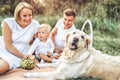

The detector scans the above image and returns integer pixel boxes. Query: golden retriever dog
[24,29,120,80]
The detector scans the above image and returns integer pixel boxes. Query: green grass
[93,31,120,56]
[34,15,61,27]
[0,27,2,35]
[65,77,101,80]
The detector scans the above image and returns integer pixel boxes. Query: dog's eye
[73,32,76,34]
[81,35,84,40]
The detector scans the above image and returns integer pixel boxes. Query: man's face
[63,14,75,29]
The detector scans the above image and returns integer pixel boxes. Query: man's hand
[54,47,62,54]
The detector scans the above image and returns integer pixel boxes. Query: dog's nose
[73,37,79,42]
[72,42,76,46]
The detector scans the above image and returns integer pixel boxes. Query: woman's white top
[27,38,54,59]
[54,18,76,50]
[0,18,39,69]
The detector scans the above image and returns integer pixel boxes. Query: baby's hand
[52,54,61,59]
[47,52,52,57]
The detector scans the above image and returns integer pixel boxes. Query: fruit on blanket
[20,59,35,70]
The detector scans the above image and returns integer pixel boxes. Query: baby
[27,24,58,63]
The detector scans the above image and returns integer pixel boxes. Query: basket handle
[81,19,93,46]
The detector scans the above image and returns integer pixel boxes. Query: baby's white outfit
[27,38,57,63]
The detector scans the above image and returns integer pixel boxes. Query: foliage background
[0,0,119,35]
[0,0,120,79]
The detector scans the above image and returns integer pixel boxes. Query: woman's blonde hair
[14,2,34,20]
[38,24,51,33]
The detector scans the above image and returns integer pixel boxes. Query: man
[49,8,76,54]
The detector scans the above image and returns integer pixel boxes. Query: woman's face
[19,8,33,27]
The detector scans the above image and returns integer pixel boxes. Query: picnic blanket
[0,67,55,80]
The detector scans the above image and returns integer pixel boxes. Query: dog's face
[66,29,91,51]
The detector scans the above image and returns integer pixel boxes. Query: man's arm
[49,27,62,54]
[49,27,57,48]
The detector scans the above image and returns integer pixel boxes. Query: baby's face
[38,27,49,42]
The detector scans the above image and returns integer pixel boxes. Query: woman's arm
[2,22,24,59]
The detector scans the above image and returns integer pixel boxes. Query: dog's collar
[76,51,90,63]
[61,51,91,64]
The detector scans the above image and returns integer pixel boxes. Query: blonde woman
[0,2,39,74]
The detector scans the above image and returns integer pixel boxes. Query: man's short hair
[63,9,76,17]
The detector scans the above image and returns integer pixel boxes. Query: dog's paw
[24,73,36,78]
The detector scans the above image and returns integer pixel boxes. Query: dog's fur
[24,29,120,80]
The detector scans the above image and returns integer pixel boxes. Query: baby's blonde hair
[38,24,51,33]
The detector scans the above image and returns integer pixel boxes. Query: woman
[0,2,39,74]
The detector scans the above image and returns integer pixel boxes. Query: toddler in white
[27,24,58,63]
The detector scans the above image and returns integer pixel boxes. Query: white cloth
[27,38,54,59]
[54,18,76,50]
[0,18,39,69]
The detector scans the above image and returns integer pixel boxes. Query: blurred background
[0,0,120,79]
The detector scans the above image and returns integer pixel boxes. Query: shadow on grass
[65,77,102,80]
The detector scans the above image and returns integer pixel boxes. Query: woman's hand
[23,55,35,60]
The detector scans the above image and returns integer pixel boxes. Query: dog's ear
[86,36,91,49]
[65,33,70,46]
